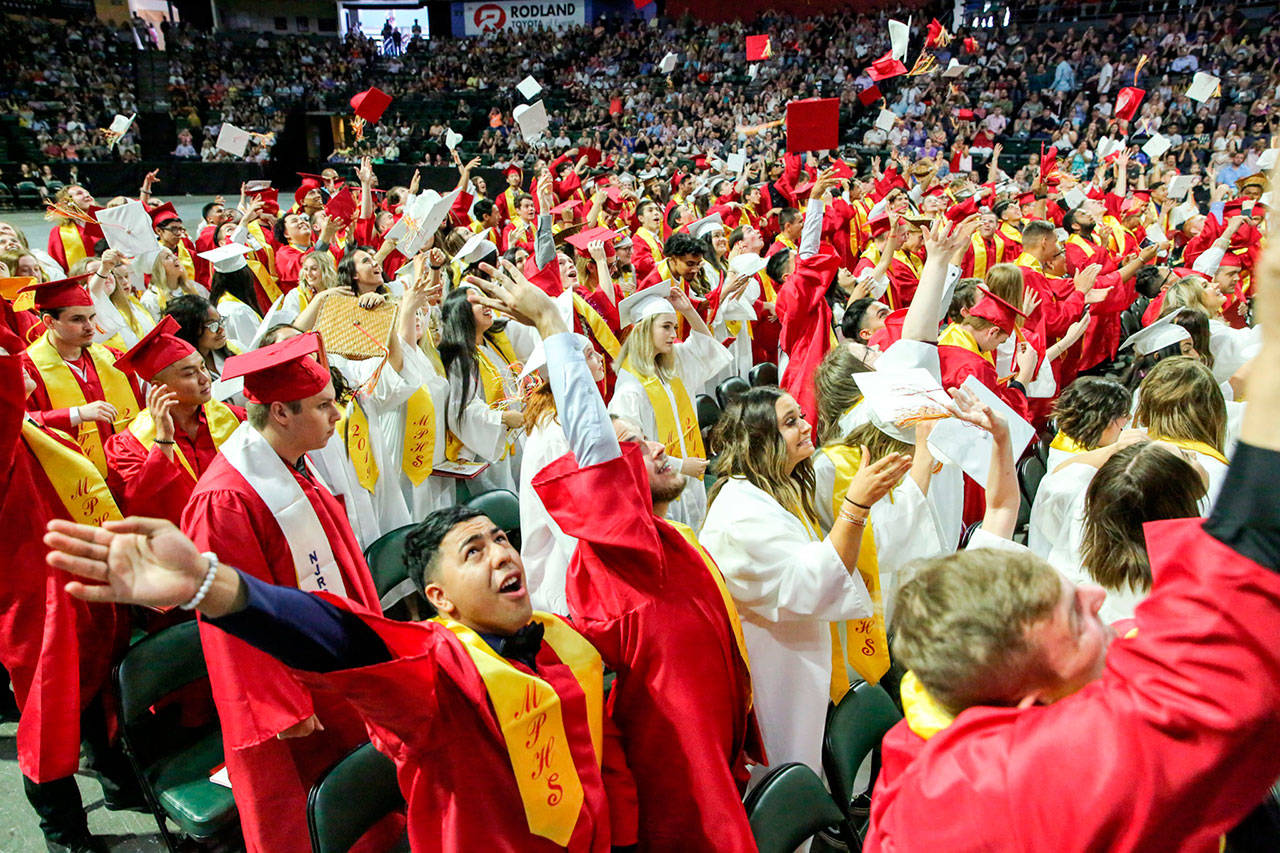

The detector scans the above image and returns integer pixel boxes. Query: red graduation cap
[350,87,392,124]
[565,226,620,258]
[925,19,949,49]
[1218,251,1246,268]
[19,274,94,311]
[324,185,357,223]
[1114,87,1145,123]
[220,331,330,405]
[858,85,882,107]
[830,159,854,180]
[946,195,981,221]
[1038,144,1061,186]
[113,316,196,380]
[968,286,1028,334]
[785,97,840,154]
[503,164,523,180]
[963,37,978,53]
[746,35,773,61]
[1018,191,1038,207]
[294,179,322,207]
[867,209,893,238]
[248,187,280,215]
[867,52,908,82]
[551,199,579,217]
[149,201,181,230]
[580,147,603,167]
[1122,191,1150,215]
[956,108,974,121]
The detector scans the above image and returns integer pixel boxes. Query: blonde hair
[300,251,340,295]
[150,247,196,298]
[813,346,874,446]
[708,386,818,523]
[984,263,1024,305]
[1134,356,1226,453]
[617,313,675,382]
[1161,279,1214,314]
[0,248,42,283]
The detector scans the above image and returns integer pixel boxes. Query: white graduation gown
[519,414,576,616]
[217,294,262,353]
[607,331,731,530]
[378,345,454,521]
[699,477,873,778]
[446,340,524,494]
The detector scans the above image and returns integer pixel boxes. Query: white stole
[219,422,348,596]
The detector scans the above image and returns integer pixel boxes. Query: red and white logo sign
[461,1,583,36]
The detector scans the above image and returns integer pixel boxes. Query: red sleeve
[0,354,24,472]
[602,712,639,846]
[1104,192,1125,220]
[1182,226,1217,269]
[354,215,379,249]
[103,433,192,524]
[777,154,802,208]
[449,191,474,227]
[632,242,657,283]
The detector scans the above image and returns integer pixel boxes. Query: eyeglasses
[204,317,226,333]
[162,225,187,233]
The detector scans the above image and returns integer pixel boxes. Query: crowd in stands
[3,2,1280,853]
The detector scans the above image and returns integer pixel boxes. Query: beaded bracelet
[181,552,221,611]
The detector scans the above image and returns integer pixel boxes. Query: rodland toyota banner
[460,1,586,35]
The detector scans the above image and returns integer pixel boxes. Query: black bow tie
[498,622,545,670]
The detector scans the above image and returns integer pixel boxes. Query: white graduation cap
[243,179,272,192]
[518,332,591,382]
[107,113,135,147]
[516,76,542,100]
[1186,71,1220,103]
[618,283,676,327]
[659,52,678,74]
[1061,188,1087,211]
[387,188,462,257]
[748,64,759,80]
[1169,200,1198,229]
[215,123,252,158]
[1120,307,1188,355]
[729,252,768,278]
[1096,137,1125,161]
[942,58,969,77]
[876,108,897,132]
[1166,174,1197,200]
[1142,133,1171,160]
[852,367,953,444]
[718,298,757,324]
[689,213,724,241]
[456,233,497,265]
[888,19,910,62]
[512,100,549,143]
[445,129,463,150]
[726,150,747,175]
[1258,149,1279,171]
[198,242,253,274]
[96,200,161,257]
[926,375,1036,489]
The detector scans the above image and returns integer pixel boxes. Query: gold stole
[779,234,798,253]
[571,293,621,359]
[1067,233,1100,261]
[938,323,994,365]
[175,240,197,281]
[1049,431,1089,455]
[246,254,282,307]
[1014,251,1042,273]
[127,400,240,481]
[28,334,139,474]
[1149,435,1229,465]
[619,360,705,466]
[999,222,1023,256]
[821,445,890,694]
[439,615,603,846]
[969,233,990,277]
[635,227,663,263]
[22,419,123,525]
[402,387,436,486]
[246,221,278,277]
[665,520,753,706]
[342,397,379,492]
[59,223,87,270]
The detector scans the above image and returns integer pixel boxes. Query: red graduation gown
[0,354,125,782]
[103,405,245,524]
[181,454,382,853]
[296,599,634,852]
[533,444,762,852]
[866,518,1280,852]
[777,253,839,433]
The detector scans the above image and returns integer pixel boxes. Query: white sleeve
[1192,244,1226,276]
[812,452,838,532]
[672,327,734,391]
[700,483,874,623]
[503,320,539,362]
[937,264,962,326]
[799,198,824,259]
[546,331,620,467]
[966,527,1035,554]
